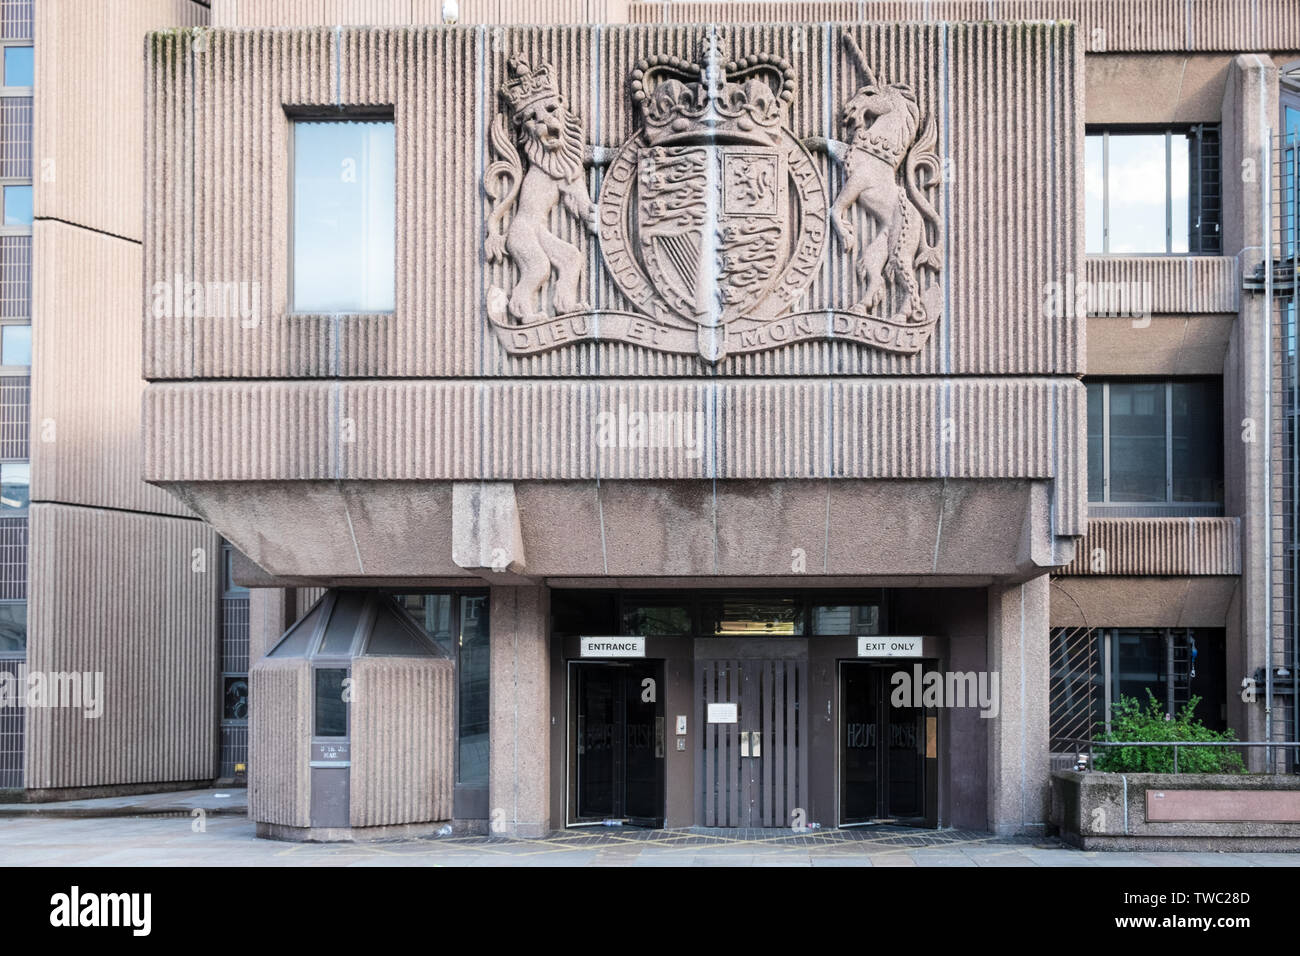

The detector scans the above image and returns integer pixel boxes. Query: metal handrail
[1059,738,1300,774]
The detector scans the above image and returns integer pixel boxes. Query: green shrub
[1092,691,1246,774]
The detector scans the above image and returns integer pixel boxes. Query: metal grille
[0,235,30,321]
[0,0,31,41]
[219,725,248,780]
[0,515,25,600]
[1190,124,1222,255]
[219,593,250,778]
[0,658,22,788]
[0,97,30,179]
[1049,626,1101,751]
[0,374,27,459]
[221,596,250,675]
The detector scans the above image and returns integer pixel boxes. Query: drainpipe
[1261,62,1274,773]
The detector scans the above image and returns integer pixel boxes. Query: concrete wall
[26,0,218,794]
[349,655,455,827]
[24,505,219,790]
[248,657,312,827]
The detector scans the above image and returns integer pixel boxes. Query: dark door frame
[565,659,666,827]
[836,659,940,828]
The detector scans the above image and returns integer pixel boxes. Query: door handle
[740,730,750,757]
[739,730,762,757]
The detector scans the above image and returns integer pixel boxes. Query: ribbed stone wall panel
[1059,516,1242,576]
[349,656,454,827]
[945,379,1052,478]
[248,657,311,827]
[24,505,220,789]
[213,0,628,24]
[190,28,334,379]
[1085,256,1239,315]
[144,381,336,481]
[639,0,1300,50]
[145,28,198,379]
[1055,374,1087,537]
[146,22,1082,379]
[36,0,207,241]
[831,380,938,477]
[148,376,1079,484]
[32,222,193,517]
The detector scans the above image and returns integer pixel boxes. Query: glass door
[569,661,665,826]
[840,662,935,827]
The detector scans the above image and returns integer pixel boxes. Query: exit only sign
[857,636,923,658]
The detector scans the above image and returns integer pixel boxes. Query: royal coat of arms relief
[483,34,944,364]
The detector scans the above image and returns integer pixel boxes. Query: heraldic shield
[599,37,826,362]
[636,145,789,331]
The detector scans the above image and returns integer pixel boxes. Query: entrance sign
[857,636,923,658]
[707,702,738,724]
[580,636,646,658]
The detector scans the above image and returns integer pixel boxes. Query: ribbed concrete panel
[32,221,192,517]
[145,22,1082,379]
[247,657,311,827]
[35,0,207,241]
[145,28,198,380]
[147,377,1079,483]
[24,505,220,789]
[1085,256,1239,316]
[1055,374,1087,538]
[349,656,454,827]
[947,22,1082,375]
[190,28,335,379]
[831,380,938,478]
[630,2,861,21]
[143,381,336,482]
[945,380,1051,478]
[1257,0,1300,49]
[213,0,630,25]
[637,0,1300,50]
[1059,516,1242,576]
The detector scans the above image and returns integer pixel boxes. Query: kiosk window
[314,668,348,737]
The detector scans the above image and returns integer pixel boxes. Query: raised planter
[1051,770,1300,852]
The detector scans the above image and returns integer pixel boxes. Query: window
[1086,127,1221,255]
[3,46,31,88]
[292,119,395,313]
[0,324,26,366]
[0,461,26,512]
[0,600,23,654]
[2,184,30,227]
[313,667,349,738]
[392,591,490,788]
[1049,627,1226,750]
[1087,379,1223,514]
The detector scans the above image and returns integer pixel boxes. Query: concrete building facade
[5,0,1299,843]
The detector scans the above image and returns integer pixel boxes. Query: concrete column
[249,587,294,663]
[489,585,550,837]
[1222,54,1278,757]
[986,575,1050,836]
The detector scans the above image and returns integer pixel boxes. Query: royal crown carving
[483,33,945,364]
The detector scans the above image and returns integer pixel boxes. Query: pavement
[2,789,1300,865]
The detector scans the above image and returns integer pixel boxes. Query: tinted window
[313,668,348,737]
[458,595,489,785]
